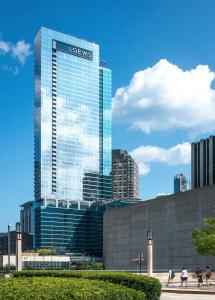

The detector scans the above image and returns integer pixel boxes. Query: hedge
[0,277,145,300]
[14,270,161,300]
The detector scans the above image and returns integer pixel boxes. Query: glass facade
[23,261,70,270]
[34,27,112,201]
[174,173,187,193]
[32,27,112,254]
[33,199,104,255]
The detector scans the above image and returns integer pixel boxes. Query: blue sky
[1,0,215,231]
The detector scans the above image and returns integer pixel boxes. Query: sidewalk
[162,281,215,294]
[137,272,215,294]
[150,273,215,294]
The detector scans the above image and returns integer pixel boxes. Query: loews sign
[53,40,93,61]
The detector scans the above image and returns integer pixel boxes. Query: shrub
[75,260,104,270]
[0,277,145,300]
[14,270,83,278]
[14,270,161,300]
[86,272,161,300]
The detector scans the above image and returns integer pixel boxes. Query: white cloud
[0,36,31,68]
[138,162,150,176]
[12,40,32,64]
[130,142,191,175]
[0,40,11,53]
[113,59,215,136]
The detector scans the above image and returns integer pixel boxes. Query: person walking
[166,269,175,286]
[195,266,203,287]
[205,266,212,286]
[180,267,188,287]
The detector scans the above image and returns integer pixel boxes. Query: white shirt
[181,269,188,278]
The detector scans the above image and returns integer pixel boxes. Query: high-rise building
[174,173,187,193]
[191,135,215,189]
[112,149,139,199]
[22,27,112,254]
[34,27,112,202]
[20,201,33,233]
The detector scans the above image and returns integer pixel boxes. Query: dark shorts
[181,277,188,281]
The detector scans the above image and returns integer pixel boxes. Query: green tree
[36,248,56,255]
[192,216,215,256]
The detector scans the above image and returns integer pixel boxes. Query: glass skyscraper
[174,173,188,193]
[23,27,112,254]
[35,27,112,202]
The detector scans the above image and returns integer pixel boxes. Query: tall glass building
[24,27,112,254]
[174,173,188,193]
[35,27,112,201]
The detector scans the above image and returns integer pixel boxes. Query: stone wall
[104,185,215,271]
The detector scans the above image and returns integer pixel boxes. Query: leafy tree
[36,248,56,255]
[192,216,215,256]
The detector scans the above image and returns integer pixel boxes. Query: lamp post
[147,230,153,276]
[16,222,22,272]
[8,223,11,273]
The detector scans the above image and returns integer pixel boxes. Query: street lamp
[147,230,153,241]
[8,223,11,273]
[16,222,22,272]
[147,230,153,276]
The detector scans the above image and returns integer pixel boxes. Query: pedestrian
[205,265,212,286]
[195,266,203,287]
[180,267,188,287]
[166,269,175,286]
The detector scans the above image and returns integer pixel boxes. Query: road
[161,293,214,300]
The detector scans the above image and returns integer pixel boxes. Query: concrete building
[191,135,215,189]
[112,149,139,199]
[104,185,215,271]
[174,173,188,193]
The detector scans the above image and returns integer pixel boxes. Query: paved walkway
[161,293,214,300]
[161,280,215,292]
[161,281,215,296]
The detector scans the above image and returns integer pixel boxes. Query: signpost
[132,252,144,275]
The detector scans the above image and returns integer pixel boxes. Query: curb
[162,288,215,295]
